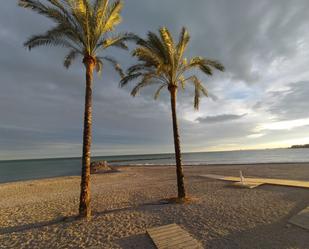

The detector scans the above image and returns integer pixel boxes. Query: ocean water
[0,148,309,184]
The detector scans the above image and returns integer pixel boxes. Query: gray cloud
[254,81,309,121]
[196,114,247,124]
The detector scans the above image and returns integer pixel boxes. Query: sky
[1,0,309,160]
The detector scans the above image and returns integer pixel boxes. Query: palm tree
[121,27,224,199]
[19,0,136,219]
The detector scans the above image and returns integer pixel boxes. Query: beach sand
[0,163,308,249]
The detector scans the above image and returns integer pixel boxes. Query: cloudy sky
[1,0,309,160]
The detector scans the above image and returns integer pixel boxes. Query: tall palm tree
[121,27,224,199]
[19,0,136,219]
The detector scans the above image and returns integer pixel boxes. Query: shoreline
[122,161,309,166]
[1,162,309,186]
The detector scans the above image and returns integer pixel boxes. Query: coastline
[1,162,309,186]
[2,148,309,184]
[1,163,308,248]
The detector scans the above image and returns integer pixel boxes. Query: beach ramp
[147,223,203,249]
[200,174,309,189]
[232,181,264,189]
[200,174,263,189]
[289,206,309,230]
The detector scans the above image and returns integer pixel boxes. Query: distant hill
[290,144,309,149]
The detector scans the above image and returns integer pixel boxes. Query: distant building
[291,144,309,149]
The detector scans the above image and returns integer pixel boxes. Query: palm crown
[19,0,136,74]
[121,27,225,109]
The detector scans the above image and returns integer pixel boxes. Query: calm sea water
[0,148,309,183]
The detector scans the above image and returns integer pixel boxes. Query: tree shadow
[0,199,171,235]
[3,187,307,249]
[0,215,77,235]
[206,201,309,249]
[92,198,174,217]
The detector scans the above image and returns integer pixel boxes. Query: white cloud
[256,118,309,132]
[247,133,265,139]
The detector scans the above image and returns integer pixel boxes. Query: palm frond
[64,49,80,68]
[184,56,225,76]
[176,27,190,60]
[187,76,208,110]
[178,75,186,90]
[102,0,123,32]
[94,0,108,22]
[95,57,104,74]
[193,78,201,110]
[100,56,124,77]
[19,0,50,15]
[154,83,168,100]
[24,33,78,51]
[131,76,158,97]
[145,31,169,63]
[199,63,213,75]
[126,63,150,74]
[96,32,138,51]
[132,47,163,66]
[203,59,225,71]
[159,27,174,64]
[19,0,86,49]
[120,73,143,87]
[20,0,75,29]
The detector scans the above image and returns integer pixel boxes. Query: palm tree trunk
[169,86,186,199]
[79,56,95,219]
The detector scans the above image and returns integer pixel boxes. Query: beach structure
[232,171,264,189]
[200,174,309,189]
[147,224,203,249]
[240,170,244,183]
[90,161,112,174]
[289,206,309,230]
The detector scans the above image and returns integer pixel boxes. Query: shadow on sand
[206,187,308,249]
[116,234,156,249]
[0,199,170,236]
[0,215,78,235]
[1,186,308,249]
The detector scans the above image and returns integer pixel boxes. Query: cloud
[247,133,265,139]
[254,81,309,121]
[196,114,247,124]
[255,118,309,132]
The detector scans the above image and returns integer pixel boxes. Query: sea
[0,148,309,184]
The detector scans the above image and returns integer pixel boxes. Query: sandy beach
[0,163,308,249]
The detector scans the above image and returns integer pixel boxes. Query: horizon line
[0,146,299,162]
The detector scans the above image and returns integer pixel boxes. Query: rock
[90,161,113,174]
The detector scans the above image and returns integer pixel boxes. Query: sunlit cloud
[256,118,309,132]
[254,136,309,149]
[247,133,265,139]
